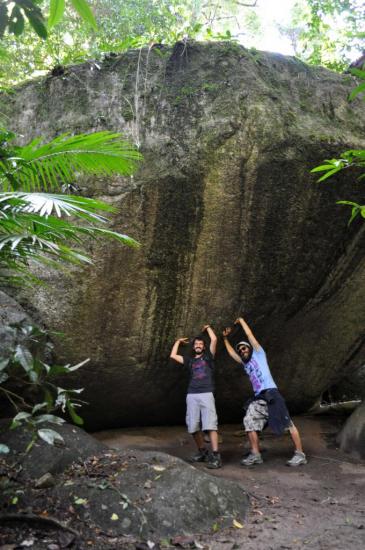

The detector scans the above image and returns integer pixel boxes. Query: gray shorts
[186,392,218,434]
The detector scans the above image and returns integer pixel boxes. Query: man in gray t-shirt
[223,316,307,467]
[170,325,222,469]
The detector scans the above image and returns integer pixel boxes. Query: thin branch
[0,513,80,536]
[236,1,258,6]
[0,387,32,410]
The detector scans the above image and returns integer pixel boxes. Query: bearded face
[193,339,205,356]
[238,344,253,363]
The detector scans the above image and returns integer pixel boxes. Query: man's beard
[194,348,204,356]
[241,350,253,363]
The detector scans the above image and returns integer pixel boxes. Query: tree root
[0,513,79,536]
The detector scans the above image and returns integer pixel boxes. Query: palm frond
[1,132,142,191]
[0,192,117,222]
[0,190,140,284]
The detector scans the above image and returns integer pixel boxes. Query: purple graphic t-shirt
[184,353,214,394]
[242,346,277,395]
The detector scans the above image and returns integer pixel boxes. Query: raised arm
[222,327,242,364]
[235,317,260,351]
[202,324,217,357]
[170,337,189,365]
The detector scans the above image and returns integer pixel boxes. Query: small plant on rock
[0,321,88,454]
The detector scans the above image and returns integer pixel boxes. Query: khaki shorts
[244,399,269,432]
[186,392,218,434]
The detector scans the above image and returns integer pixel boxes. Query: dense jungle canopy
[0,0,364,89]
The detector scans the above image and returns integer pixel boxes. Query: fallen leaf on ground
[233,519,244,529]
[74,497,88,505]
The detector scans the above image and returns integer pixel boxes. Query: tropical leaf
[48,0,66,29]
[70,0,97,30]
[0,192,140,281]
[0,130,141,286]
[1,131,142,191]
[37,428,64,445]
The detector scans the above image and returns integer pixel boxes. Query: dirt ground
[94,415,365,550]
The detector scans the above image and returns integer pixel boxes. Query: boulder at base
[53,449,248,537]
[336,401,365,460]
[0,443,249,539]
[0,420,106,478]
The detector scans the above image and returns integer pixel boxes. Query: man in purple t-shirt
[223,317,307,467]
[170,325,222,469]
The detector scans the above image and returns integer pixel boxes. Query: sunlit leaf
[34,414,65,425]
[74,497,88,505]
[14,345,33,371]
[348,81,365,101]
[48,0,65,29]
[37,428,64,445]
[66,401,84,425]
[233,519,244,528]
[70,0,97,30]
[316,167,342,182]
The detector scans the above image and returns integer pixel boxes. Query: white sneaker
[240,452,263,466]
[287,451,307,466]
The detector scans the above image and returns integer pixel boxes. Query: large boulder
[2,42,364,428]
[0,447,249,538]
[336,401,365,460]
[55,449,249,537]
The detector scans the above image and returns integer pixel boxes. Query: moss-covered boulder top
[2,41,364,429]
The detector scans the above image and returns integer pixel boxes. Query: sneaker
[189,449,209,463]
[206,453,222,469]
[240,452,263,466]
[286,451,307,467]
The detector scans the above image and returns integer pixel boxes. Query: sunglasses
[238,346,250,352]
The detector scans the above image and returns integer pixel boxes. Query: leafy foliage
[0,129,141,191]
[278,0,364,72]
[0,1,364,86]
[0,0,261,86]
[0,0,96,39]
[0,130,141,285]
[311,67,365,224]
[0,322,87,453]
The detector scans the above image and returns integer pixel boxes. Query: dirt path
[94,415,365,550]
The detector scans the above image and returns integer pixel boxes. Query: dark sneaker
[206,453,222,469]
[286,451,307,466]
[240,452,263,466]
[189,449,209,463]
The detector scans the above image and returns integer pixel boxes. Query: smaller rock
[58,531,75,548]
[47,545,60,550]
[35,473,56,489]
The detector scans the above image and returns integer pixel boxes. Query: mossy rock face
[2,42,365,429]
